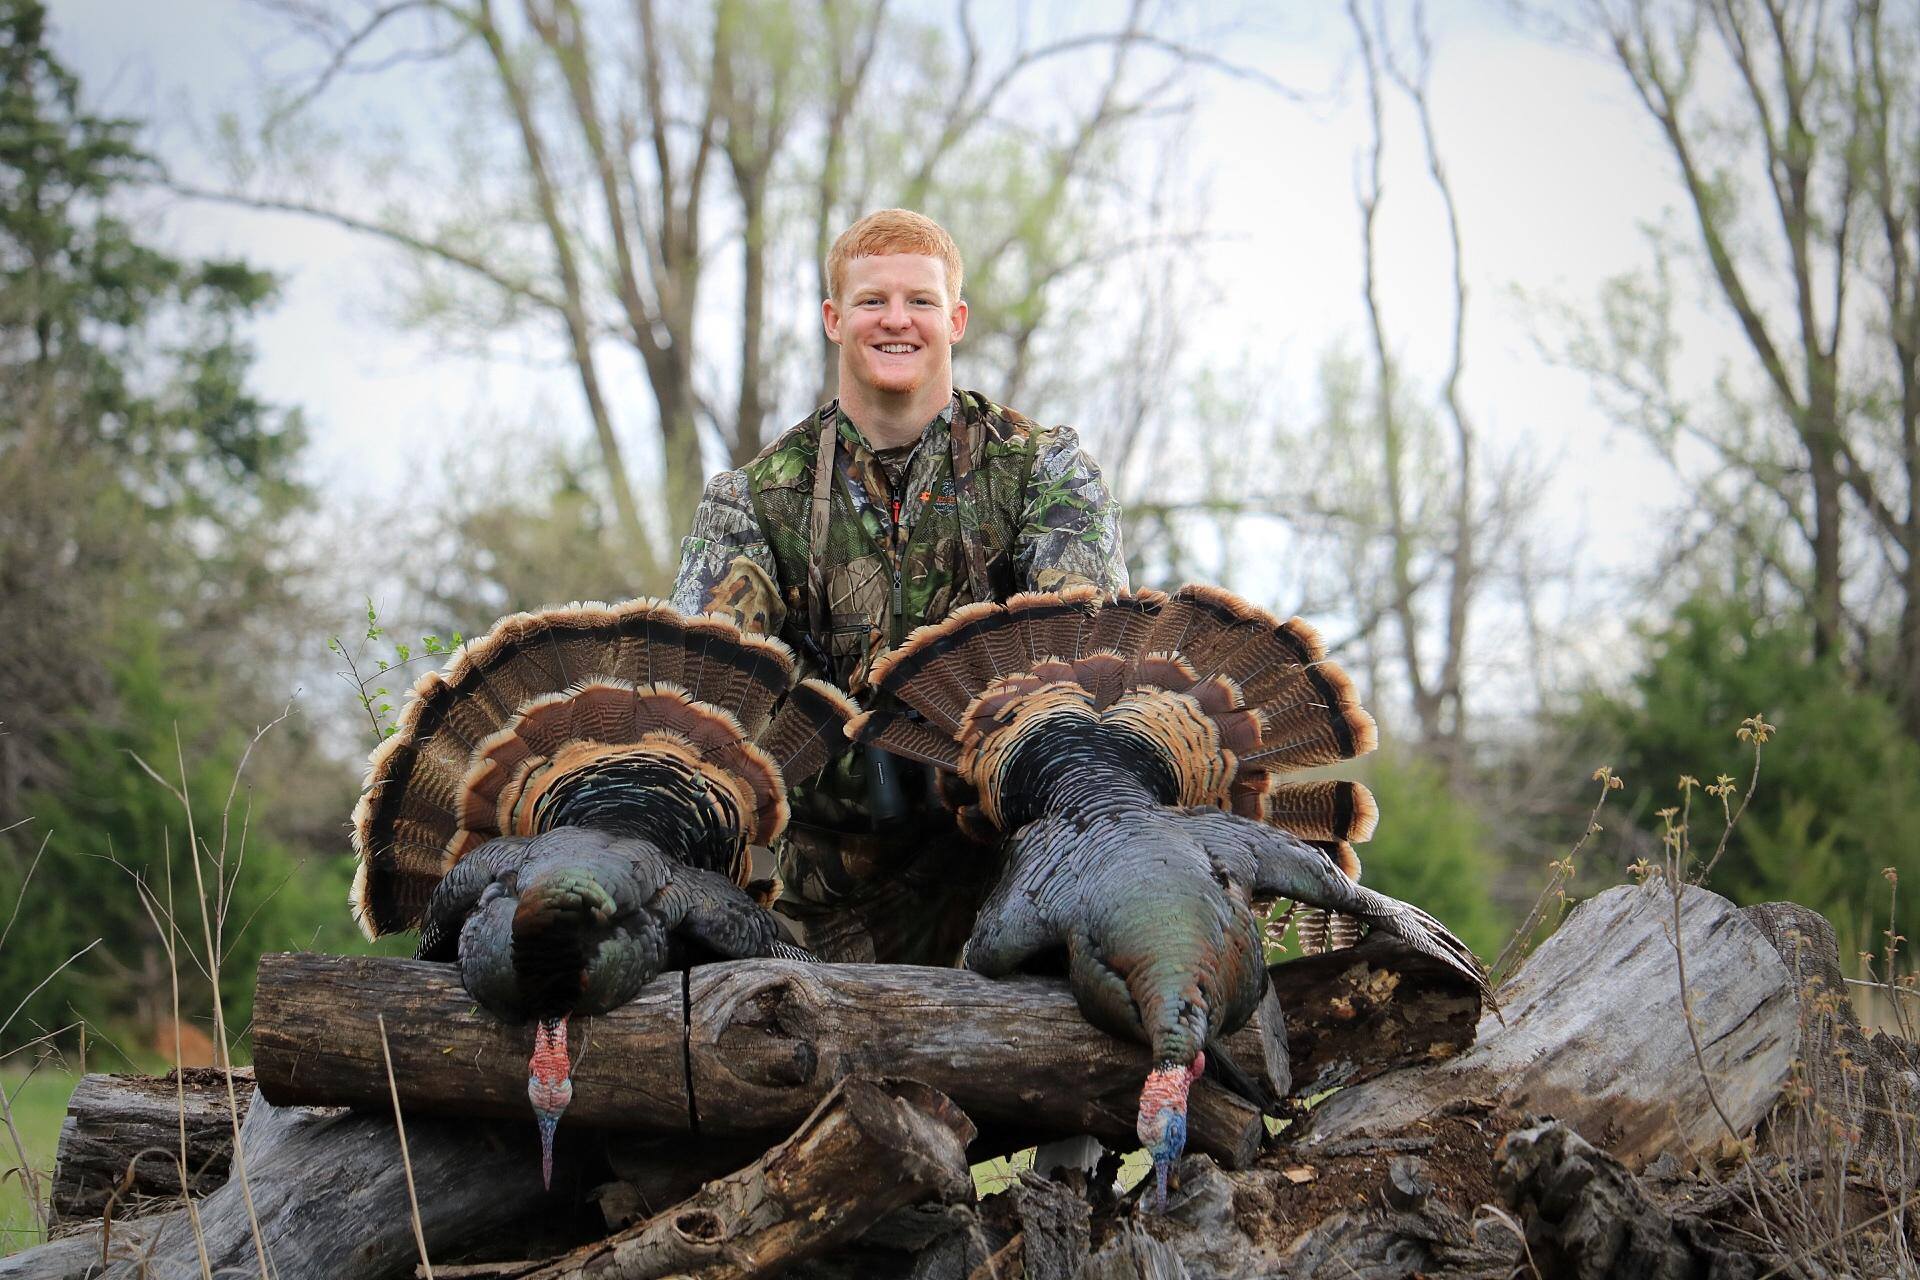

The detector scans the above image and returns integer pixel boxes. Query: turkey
[351,599,853,1186]
[845,584,1493,1206]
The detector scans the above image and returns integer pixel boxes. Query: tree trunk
[20,886,1912,1278]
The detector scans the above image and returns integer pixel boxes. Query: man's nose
[882,299,911,328]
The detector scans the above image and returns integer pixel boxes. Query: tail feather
[760,678,859,782]
[681,617,791,732]
[844,708,963,772]
[693,631,794,736]
[1071,651,1132,708]
[621,602,685,688]
[1232,779,1377,844]
[1225,617,1327,706]
[1004,586,1100,666]
[353,601,851,939]
[1149,585,1273,676]
[1081,590,1166,665]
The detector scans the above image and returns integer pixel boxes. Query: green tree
[1588,594,1920,958]
[0,0,354,1053]
[4,627,356,1053]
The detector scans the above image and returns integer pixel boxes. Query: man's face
[823,253,968,400]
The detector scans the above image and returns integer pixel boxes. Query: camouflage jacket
[672,391,1127,689]
[669,390,1127,964]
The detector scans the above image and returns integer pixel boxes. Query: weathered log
[252,953,691,1131]
[1296,883,1801,1168]
[26,885,1865,1280]
[1076,1227,1192,1280]
[38,935,1445,1233]
[250,953,1271,1168]
[49,1067,251,1226]
[2,1089,615,1280]
[453,1077,976,1280]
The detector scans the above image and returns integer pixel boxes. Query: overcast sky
[47,0,1725,674]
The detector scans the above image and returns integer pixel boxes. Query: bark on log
[1743,900,1920,1191]
[49,1068,251,1226]
[1266,932,1482,1097]
[1296,883,1800,1168]
[250,953,1272,1168]
[454,1077,976,1280]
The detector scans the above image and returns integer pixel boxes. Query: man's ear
[949,298,968,344]
[822,296,844,345]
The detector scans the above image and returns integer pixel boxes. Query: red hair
[825,208,964,302]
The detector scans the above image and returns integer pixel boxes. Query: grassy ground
[1,1063,80,1257]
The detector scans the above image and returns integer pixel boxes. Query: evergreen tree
[1587,595,1920,960]
[0,0,352,1054]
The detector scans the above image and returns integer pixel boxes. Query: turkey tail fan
[352,600,850,941]
[853,584,1379,856]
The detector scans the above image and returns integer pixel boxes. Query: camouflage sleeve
[670,469,786,634]
[1015,425,1129,595]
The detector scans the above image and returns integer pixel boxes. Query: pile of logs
[6,881,1915,1279]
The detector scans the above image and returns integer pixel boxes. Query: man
[671,208,1127,967]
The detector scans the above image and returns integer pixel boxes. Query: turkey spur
[351,599,852,1186]
[847,584,1494,1207]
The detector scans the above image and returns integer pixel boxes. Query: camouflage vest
[743,390,1044,695]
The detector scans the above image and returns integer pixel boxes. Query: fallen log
[1744,899,1920,1192]
[48,1067,251,1226]
[4,1089,612,1280]
[451,1078,976,1280]
[52,882,1866,1280]
[1296,882,1801,1168]
[13,935,1474,1279]
[250,953,1275,1168]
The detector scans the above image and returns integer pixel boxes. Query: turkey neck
[995,717,1178,827]
[533,753,745,876]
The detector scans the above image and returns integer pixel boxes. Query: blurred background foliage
[3,0,1917,1144]
[0,0,356,1072]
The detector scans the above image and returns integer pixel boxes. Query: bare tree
[1345,0,1484,780]
[1543,0,1920,733]
[186,0,1230,593]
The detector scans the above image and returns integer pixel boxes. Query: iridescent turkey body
[352,600,852,1184]
[847,584,1492,1204]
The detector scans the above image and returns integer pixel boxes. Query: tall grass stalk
[129,707,298,1280]
[378,1015,433,1279]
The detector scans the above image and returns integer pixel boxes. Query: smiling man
[670,208,1127,966]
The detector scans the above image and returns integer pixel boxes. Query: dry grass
[1643,715,1920,1278]
[0,709,302,1273]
